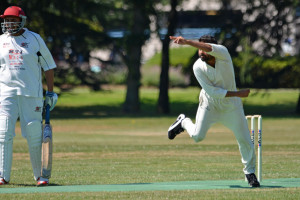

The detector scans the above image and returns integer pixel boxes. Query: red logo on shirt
[35,107,42,112]
[21,42,29,48]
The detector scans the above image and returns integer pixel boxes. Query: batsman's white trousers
[182,98,256,175]
[0,95,43,181]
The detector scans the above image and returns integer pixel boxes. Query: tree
[219,0,299,57]
[220,0,300,114]
[297,92,300,114]
[119,0,158,113]
[2,0,117,91]
[221,0,300,114]
[157,0,179,114]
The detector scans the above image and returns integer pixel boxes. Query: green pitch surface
[1,178,299,194]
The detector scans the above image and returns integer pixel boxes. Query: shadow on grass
[243,104,299,118]
[229,185,284,189]
[50,100,299,120]
[10,183,60,187]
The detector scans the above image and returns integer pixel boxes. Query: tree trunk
[123,51,142,112]
[157,0,178,114]
[123,4,148,113]
[296,92,300,114]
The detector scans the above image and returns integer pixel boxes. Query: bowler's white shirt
[193,44,242,111]
[0,28,56,98]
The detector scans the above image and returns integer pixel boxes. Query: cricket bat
[41,104,52,178]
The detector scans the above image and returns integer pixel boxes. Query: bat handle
[45,104,50,124]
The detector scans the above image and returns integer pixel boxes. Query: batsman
[0,6,57,186]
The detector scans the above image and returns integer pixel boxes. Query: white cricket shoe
[168,114,185,140]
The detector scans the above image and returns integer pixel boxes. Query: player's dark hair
[198,35,218,44]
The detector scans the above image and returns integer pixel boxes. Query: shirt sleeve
[193,63,227,99]
[36,35,56,71]
[207,44,231,61]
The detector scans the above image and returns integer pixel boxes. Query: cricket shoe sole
[168,114,185,140]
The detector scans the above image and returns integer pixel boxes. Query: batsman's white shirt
[0,28,56,97]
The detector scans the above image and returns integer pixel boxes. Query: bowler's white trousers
[182,95,256,175]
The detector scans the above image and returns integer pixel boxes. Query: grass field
[1,86,300,199]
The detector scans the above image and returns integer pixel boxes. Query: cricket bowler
[168,35,260,187]
[0,6,57,186]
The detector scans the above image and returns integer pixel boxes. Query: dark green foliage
[233,55,300,88]
[1,0,114,91]
[218,0,300,57]
[183,50,300,89]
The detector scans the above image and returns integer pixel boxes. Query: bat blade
[42,124,52,178]
[41,105,52,179]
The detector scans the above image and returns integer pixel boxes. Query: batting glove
[45,91,58,111]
